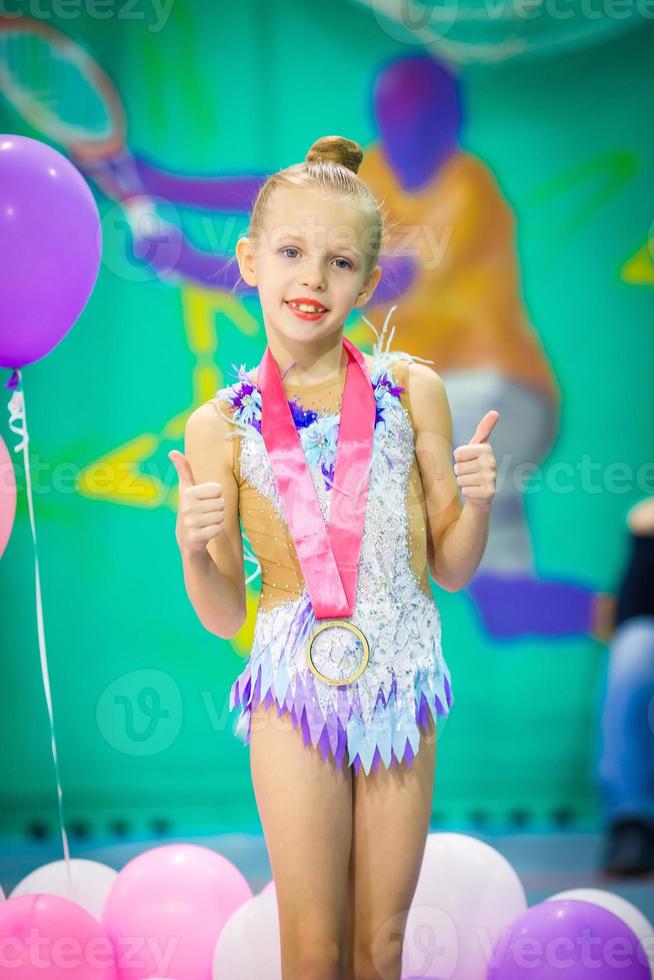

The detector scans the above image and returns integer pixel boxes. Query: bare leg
[249,702,355,979]
[349,716,437,980]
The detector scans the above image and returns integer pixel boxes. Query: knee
[611,619,654,676]
[283,938,344,980]
[353,939,402,980]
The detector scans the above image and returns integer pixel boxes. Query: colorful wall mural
[1,3,653,836]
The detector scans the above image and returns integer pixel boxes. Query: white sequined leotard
[210,319,454,775]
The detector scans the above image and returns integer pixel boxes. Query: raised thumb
[168,450,196,488]
[469,410,500,445]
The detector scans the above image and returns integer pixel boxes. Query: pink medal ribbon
[257,337,376,685]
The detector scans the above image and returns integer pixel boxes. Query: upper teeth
[289,302,325,312]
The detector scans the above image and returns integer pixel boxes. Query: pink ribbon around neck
[257,338,376,619]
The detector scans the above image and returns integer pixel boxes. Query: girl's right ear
[235,236,257,287]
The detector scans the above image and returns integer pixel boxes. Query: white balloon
[401,832,527,980]
[10,858,118,920]
[548,888,654,979]
[213,888,281,979]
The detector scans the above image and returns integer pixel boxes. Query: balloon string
[7,371,73,899]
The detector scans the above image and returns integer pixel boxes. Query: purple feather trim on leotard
[221,364,404,440]
[231,657,452,774]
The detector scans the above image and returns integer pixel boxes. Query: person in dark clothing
[595,496,654,876]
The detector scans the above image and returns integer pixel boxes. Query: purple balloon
[488,899,650,979]
[0,134,101,369]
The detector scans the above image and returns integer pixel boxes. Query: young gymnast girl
[169,135,498,980]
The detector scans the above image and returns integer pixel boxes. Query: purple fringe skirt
[229,647,454,776]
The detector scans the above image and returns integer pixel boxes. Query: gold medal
[306,620,370,686]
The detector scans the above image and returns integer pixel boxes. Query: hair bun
[305,135,364,175]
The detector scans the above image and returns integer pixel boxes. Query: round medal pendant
[306,619,370,686]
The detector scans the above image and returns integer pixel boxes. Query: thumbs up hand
[452,410,500,511]
[168,449,226,556]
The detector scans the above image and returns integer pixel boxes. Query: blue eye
[279,247,353,270]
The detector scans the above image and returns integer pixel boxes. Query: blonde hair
[247,135,387,278]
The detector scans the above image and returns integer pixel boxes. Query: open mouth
[285,301,330,321]
[285,300,329,313]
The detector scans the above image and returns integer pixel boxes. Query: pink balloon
[102,844,252,980]
[0,433,16,558]
[0,893,118,978]
[0,134,102,369]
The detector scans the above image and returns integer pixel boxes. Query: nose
[300,258,327,291]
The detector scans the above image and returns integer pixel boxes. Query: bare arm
[410,362,497,591]
[170,402,247,638]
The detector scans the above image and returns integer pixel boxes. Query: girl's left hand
[453,411,500,511]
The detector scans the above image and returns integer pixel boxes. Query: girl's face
[236,186,382,349]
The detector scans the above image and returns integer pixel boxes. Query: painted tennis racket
[0,17,415,296]
[0,17,263,287]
